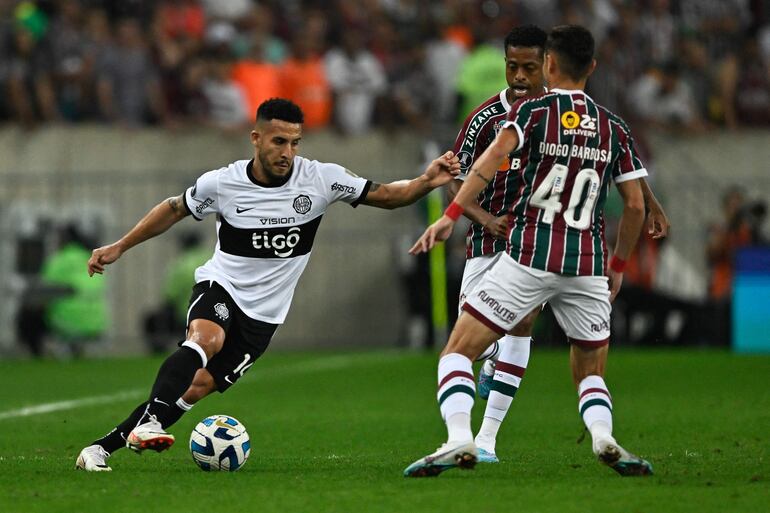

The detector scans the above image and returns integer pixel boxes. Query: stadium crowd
[1,0,769,135]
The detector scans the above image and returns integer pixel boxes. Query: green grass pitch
[0,349,768,512]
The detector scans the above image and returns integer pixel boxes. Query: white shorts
[458,253,503,316]
[463,255,611,347]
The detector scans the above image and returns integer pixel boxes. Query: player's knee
[187,320,225,359]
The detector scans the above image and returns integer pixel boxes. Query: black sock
[92,401,149,454]
[146,346,204,426]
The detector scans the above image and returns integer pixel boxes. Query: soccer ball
[189,414,251,471]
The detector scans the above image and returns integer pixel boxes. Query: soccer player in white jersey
[405,25,655,478]
[451,26,668,463]
[75,98,460,471]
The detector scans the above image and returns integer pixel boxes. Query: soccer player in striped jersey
[75,98,461,472]
[450,26,669,464]
[405,25,654,478]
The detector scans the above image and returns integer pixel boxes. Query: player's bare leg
[474,308,538,462]
[571,343,652,476]
[404,313,500,477]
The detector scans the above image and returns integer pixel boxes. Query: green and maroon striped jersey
[453,90,522,259]
[501,88,647,276]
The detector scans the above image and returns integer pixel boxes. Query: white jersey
[183,157,371,324]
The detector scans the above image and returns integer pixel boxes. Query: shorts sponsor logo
[293,195,312,214]
[591,320,610,333]
[214,302,229,321]
[252,227,301,257]
[331,182,357,194]
[477,290,516,323]
[195,197,214,214]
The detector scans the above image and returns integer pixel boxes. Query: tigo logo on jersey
[252,227,301,257]
[293,195,312,214]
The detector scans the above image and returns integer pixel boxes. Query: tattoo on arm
[369,182,381,193]
[472,169,491,184]
[167,195,189,217]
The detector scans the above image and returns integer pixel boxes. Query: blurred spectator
[199,0,252,22]
[455,38,507,122]
[40,224,108,356]
[6,5,58,126]
[678,0,752,60]
[678,35,716,123]
[717,32,770,129]
[96,17,168,126]
[279,31,332,130]
[201,47,249,130]
[45,0,93,121]
[231,8,282,119]
[234,4,287,64]
[324,29,386,135]
[389,43,438,134]
[636,0,677,68]
[424,20,468,125]
[705,186,761,344]
[627,61,705,133]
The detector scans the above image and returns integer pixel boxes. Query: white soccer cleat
[594,438,653,476]
[403,441,477,477]
[126,415,175,453]
[75,444,112,472]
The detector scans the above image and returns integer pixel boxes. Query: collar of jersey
[246,158,293,188]
[548,88,594,101]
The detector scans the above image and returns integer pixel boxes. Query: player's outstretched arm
[607,179,646,301]
[447,180,507,239]
[359,151,460,209]
[87,194,190,276]
[409,128,518,254]
[640,178,669,239]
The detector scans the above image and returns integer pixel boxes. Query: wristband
[609,255,626,273]
[444,202,464,221]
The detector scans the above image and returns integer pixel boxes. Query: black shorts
[183,280,278,392]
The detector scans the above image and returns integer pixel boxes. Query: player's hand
[409,215,455,254]
[423,151,461,187]
[484,215,508,239]
[607,268,624,302]
[647,203,670,239]
[88,242,124,276]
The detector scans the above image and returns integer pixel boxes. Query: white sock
[476,340,500,361]
[476,336,530,451]
[577,375,615,453]
[437,353,475,442]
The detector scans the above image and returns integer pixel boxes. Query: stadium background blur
[1,0,769,356]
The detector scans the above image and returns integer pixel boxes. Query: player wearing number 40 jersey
[74,98,461,472]
[448,25,668,464]
[406,25,656,478]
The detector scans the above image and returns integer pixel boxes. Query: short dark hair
[545,25,595,81]
[256,98,304,124]
[504,24,547,53]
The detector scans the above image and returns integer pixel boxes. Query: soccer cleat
[477,360,496,400]
[75,445,112,472]
[476,447,499,463]
[403,441,477,477]
[596,441,653,477]
[126,415,175,453]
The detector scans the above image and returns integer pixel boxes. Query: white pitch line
[0,351,406,421]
